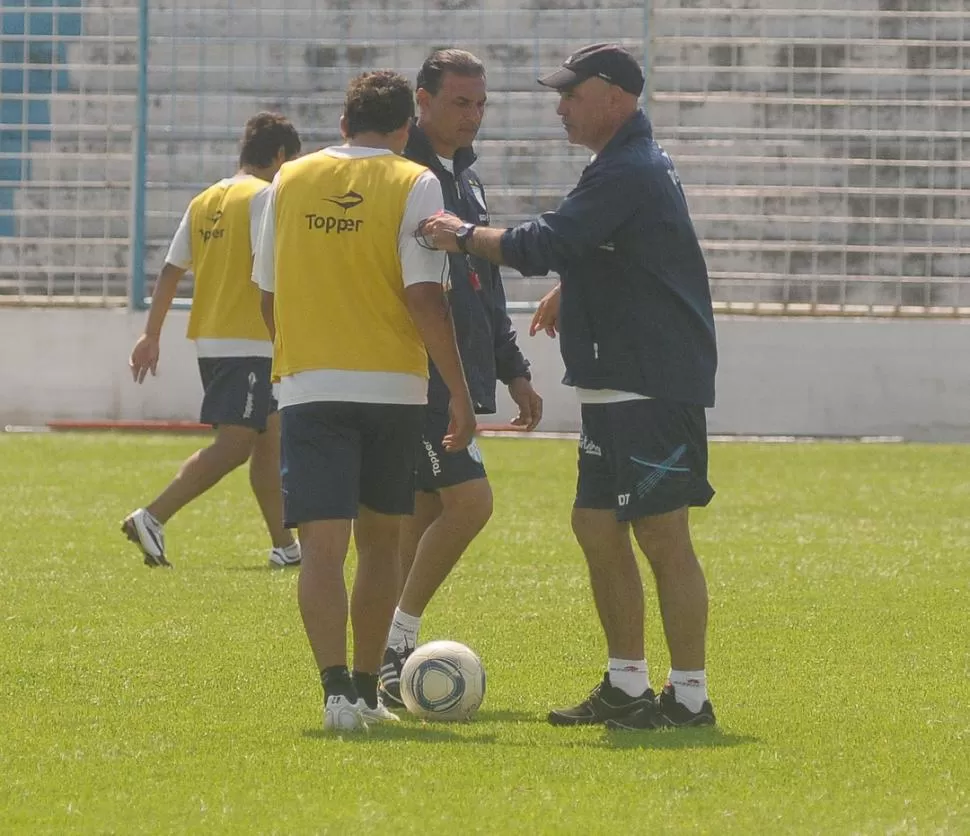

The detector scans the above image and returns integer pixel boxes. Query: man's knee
[571,506,631,562]
[631,507,697,568]
[212,426,257,469]
[440,478,493,533]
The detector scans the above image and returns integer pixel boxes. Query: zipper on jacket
[593,342,599,359]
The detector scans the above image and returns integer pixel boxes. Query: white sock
[668,669,708,713]
[607,658,650,698]
[387,608,421,652]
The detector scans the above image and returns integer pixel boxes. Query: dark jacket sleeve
[488,264,531,383]
[500,160,643,276]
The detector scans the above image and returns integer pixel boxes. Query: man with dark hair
[422,44,719,730]
[125,112,302,569]
[240,112,302,169]
[253,71,476,732]
[379,48,542,707]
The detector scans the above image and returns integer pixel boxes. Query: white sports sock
[607,658,650,698]
[387,608,421,652]
[668,669,708,713]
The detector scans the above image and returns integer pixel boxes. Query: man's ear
[416,87,432,114]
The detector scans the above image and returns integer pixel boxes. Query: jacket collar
[405,122,478,177]
[596,109,653,159]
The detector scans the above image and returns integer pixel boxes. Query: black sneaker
[378,645,412,708]
[653,683,716,728]
[548,674,656,727]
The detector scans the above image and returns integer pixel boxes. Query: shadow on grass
[592,727,758,751]
[225,564,299,573]
[474,709,540,724]
[302,724,498,745]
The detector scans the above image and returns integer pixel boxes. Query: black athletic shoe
[606,683,716,730]
[378,645,412,708]
[654,683,716,727]
[548,674,656,727]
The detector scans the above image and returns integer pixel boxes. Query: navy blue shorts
[280,401,425,526]
[198,357,276,432]
[575,399,715,521]
[415,408,487,492]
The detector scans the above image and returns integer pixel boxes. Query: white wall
[2,309,968,440]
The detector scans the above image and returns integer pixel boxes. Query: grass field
[1,433,968,834]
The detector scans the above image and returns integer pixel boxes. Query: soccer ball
[399,640,486,722]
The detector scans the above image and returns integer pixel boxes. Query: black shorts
[280,401,425,526]
[415,408,487,492]
[575,399,715,521]
[197,357,276,432]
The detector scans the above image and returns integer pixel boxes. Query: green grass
[1,433,968,834]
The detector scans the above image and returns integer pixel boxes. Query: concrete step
[702,240,970,281]
[648,94,970,134]
[81,6,644,43]
[653,0,959,13]
[651,5,966,40]
[25,139,591,190]
[706,275,970,310]
[47,90,574,137]
[0,237,164,271]
[66,36,644,95]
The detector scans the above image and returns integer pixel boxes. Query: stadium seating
[3,0,968,310]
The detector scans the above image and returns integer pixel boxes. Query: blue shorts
[575,399,715,521]
[415,408,487,493]
[280,401,425,525]
[198,357,276,432]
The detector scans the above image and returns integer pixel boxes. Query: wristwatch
[455,223,476,253]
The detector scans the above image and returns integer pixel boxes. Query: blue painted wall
[0,0,82,235]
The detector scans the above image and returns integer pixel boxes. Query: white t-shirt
[165,174,272,359]
[252,146,447,407]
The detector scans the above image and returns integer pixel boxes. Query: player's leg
[398,490,442,588]
[122,424,256,567]
[398,478,492,618]
[381,488,440,706]
[381,410,491,705]
[605,399,716,731]
[630,507,713,727]
[122,358,261,566]
[353,402,424,721]
[282,401,365,731]
[249,408,299,565]
[548,404,654,727]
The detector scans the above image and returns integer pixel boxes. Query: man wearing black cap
[421,43,718,731]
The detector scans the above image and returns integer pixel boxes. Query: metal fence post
[128,0,150,310]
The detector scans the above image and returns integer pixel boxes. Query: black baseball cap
[538,43,645,97]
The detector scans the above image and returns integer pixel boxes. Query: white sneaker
[359,697,400,724]
[269,542,301,568]
[323,695,367,732]
[122,508,169,567]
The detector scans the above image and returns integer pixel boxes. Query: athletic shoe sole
[268,553,301,568]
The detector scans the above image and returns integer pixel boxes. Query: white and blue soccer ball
[400,640,486,722]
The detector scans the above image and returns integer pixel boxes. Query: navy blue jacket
[501,110,717,407]
[404,124,530,414]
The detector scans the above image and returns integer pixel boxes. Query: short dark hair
[416,48,486,95]
[239,112,301,167]
[343,71,415,137]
